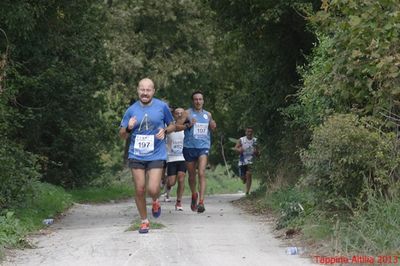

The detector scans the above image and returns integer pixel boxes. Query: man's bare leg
[147,168,163,201]
[186,161,198,211]
[176,171,185,202]
[245,170,252,195]
[197,155,208,203]
[131,168,147,220]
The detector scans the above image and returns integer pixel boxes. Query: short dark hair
[169,105,177,112]
[245,126,254,130]
[191,90,203,100]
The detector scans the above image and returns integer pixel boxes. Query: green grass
[246,186,316,229]
[125,219,165,232]
[68,184,134,203]
[69,164,255,204]
[336,194,400,256]
[247,183,400,257]
[15,182,73,228]
[301,211,334,241]
[0,182,73,259]
[166,164,260,197]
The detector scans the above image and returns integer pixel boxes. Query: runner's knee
[135,187,146,197]
[147,186,159,197]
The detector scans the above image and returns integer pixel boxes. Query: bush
[301,114,399,209]
[0,211,28,259]
[0,139,40,209]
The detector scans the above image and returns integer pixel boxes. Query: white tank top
[238,136,257,166]
[167,131,185,162]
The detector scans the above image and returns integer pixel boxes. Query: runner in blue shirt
[119,78,175,233]
[180,91,217,213]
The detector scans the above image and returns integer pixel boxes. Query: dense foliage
[209,0,318,180]
[301,114,399,208]
[105,0,217,113]
[290,0,400,208]
[0,1,112,192]
[1,2,399,257]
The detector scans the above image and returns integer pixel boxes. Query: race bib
[243,146,254,156]
[171,140,183,155]
[134,135,154,155]
[193,123,208,139]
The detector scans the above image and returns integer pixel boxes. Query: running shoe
[164,189,171,202]
[152,200,161,218]
[139,220,150,234]
[175,201,183,211]
[190,192,198,212]
[164,195,171,202]
[197,201,205,213]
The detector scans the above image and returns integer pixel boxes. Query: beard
[139,95,152,104]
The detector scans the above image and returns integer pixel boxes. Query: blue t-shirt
[120,98,174,161]
[183,108,211,149]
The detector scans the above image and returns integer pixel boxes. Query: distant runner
[181,91,217,213]
[119,78,175,233]
[164,107,187,210]
[235,127,258,195]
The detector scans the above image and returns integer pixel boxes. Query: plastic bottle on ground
[285,247,304,255]
[42,218,54,225]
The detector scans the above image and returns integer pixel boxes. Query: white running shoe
[164,195,171,202]
[175,201,183,211]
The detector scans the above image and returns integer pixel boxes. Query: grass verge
[0,182,73,259]
[68,184,133,203]
[165,164,260,197]
[241,184,400,258]
[125,219,165,232]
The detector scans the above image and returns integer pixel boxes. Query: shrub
[0,139,40,209]
[0,211,28,259]
[300,114,399,209]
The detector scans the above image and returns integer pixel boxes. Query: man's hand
[209,120,217,130]
[155,128,166,140]
[208,112,216,131]
[128,116,137,131]
[253,149,259,157]
[190,118,197,127]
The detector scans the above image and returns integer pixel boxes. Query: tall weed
[336,193,400,255]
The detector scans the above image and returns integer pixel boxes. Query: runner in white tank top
[235,127,258,195]
[165,108,187,210]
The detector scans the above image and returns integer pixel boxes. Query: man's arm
[208,112,217,131]
[234,139,243,154]
[174,123,187,132]
[155,122,176,140]
[175,110,188,131]
[119,116,136,140]
[165,122,176,134]
[119,127,129,140]
[253,141,259,157]
[176,109,194,130]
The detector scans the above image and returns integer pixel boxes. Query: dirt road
[4,194,313,266]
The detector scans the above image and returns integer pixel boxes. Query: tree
[0,1,113,187]
[209,0,318,180]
